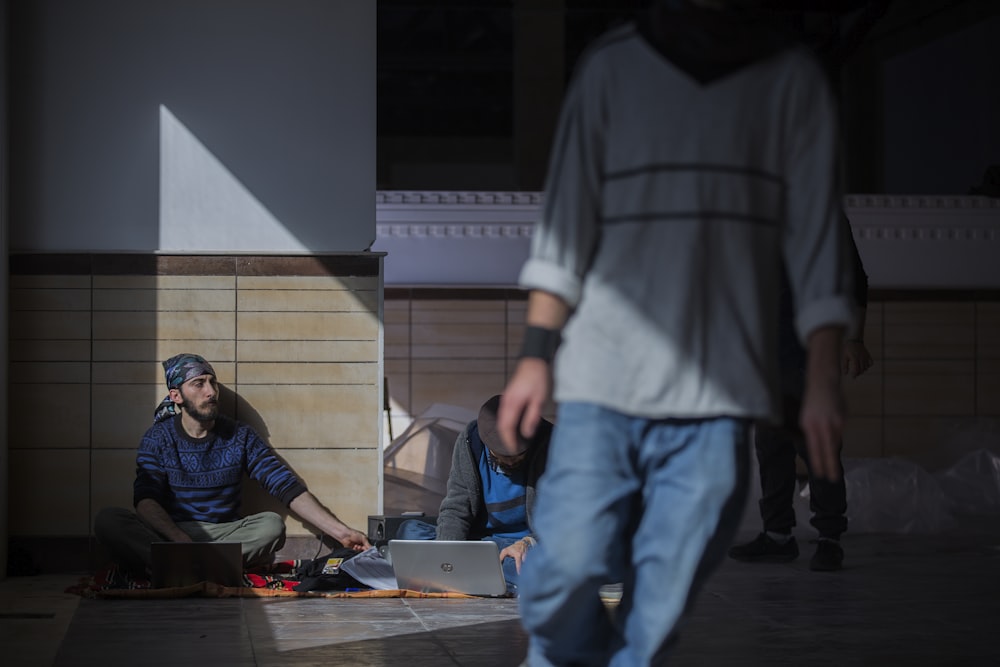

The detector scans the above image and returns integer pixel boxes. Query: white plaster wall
[9,0,375,253]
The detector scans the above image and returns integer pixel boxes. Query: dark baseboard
[7,536,100,576]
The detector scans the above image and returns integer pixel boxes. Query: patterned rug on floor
[65,559,477,599]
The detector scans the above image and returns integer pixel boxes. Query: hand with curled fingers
[499,536,536,573]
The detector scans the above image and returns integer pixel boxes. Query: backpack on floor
[293,546,367,592]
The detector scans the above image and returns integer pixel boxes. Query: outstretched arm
[497,290,570,455]
[800,326,847,481]
[289,491,371,551]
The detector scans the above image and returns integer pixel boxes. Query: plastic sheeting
[842,457,956,534]
[740,448,1000,535]
[934,448,1000,517]
[383,403,476,517]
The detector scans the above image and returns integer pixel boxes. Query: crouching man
[397,394,553,596]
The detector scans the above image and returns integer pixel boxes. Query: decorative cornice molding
[375,191,1000,240]
[376,190,544,206]
[372,191,1000,287]
[376,191,1000,210]
[852,226,999,242]
[375,191,542,239]
[844,194,1000,210]
[376,223,534,239]
[845,194,1000,244]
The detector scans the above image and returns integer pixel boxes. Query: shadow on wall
[220,386,344,553]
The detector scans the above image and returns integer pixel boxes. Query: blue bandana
[154,353,216,423]
[162,353,215,389]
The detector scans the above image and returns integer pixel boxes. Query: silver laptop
[150,541,243,588]
[388,540,508,597]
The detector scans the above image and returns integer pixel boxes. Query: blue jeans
[520,403,750,666]
[395,519,522,596]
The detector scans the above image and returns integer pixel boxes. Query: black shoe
[810,539,844,571]
[728,532,799,563]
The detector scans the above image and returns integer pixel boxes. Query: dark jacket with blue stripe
[435,420,551,542]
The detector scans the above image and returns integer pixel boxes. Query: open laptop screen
[150,541,243,588]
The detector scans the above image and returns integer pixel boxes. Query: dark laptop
[150,541,243,588]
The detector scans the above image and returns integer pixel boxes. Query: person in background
[729,226,874,571]
[396,394,553,596]
[95,353,369,577]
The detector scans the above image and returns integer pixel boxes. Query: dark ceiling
[375,0,999,192]
[376,0,891,138]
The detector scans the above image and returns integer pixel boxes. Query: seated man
[397,394,553,596]
[95,353,370,578]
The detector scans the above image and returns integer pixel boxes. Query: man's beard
[180,395,218,423]
[488,451,527,475]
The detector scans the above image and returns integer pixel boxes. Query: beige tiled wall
[977,303,1000,416]
[10,270,999,542]
[385,291,1000,473]
[840,303,884,460]
[9,276,93,454]
[383,291,530,438]
[877,300,999,471]
[8,255,383,539]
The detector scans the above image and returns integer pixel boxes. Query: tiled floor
[3,526,1000,666]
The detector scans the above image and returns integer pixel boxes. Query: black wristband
[519,325,562,362]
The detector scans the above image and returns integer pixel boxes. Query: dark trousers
[755,395,847,540]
